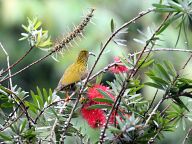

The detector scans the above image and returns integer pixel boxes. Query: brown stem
[0,52,53,83]
[1,46,34,75]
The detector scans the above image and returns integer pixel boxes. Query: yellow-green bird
[55,50,95,92]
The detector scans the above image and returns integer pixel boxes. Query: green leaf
[145,82,164,90]
[119,57,133,69]
[110,19,115,33]
[108,126,122,134]
[152,4,179,12]
[30,90,38,107]
[139,59,154,69]
[25,101,39,114]
[173,98,189,111]
[0,132,12,141]
[164,61,177,77]
[96,73,103,84]
[36,87,44,108]
[43,88,48,102]
[156,63,171,81]
[20,119,27,133]
[149,76,169,86]
[97,89,113,101]
[156,13,183,35]
[168,1,183,12]
[48,88,53,104]
[21,24,29,32]
[1,102,14,108]
[93,98,114,104]
[87,104,112,110]
[34,21,42,30]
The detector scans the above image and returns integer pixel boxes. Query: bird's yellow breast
[59,62,88,86]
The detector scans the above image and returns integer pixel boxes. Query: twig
[160,102,172,116]
[59,8,155,142]
[0,111,24,132]
[0,42,17,118]
[0,42,13,88]
[182,127,192,144]
[50,92,76,141]
[144,89,158,117]
[34,98,75,124]
[0,52,53,83]
[144,98,164,127]
[86,62,117,82]
[1,46,34,76]
[182,54,192,70]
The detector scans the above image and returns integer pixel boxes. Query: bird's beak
[89,52,96,57]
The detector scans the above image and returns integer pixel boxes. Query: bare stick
[0,111,24,132]
[144,98,164,127]
[0,52,53,83]
[182,127,192,144]
[1,46,34,76]
[0,42,13,88]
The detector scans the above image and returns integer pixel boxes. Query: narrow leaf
[93,98,114,104]
[87,104,112,110]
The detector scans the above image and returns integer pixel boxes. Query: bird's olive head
[77,50,95,64]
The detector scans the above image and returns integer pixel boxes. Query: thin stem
[144,98,164,127]
[59,8,155,142]
[0,43,13,87]
[144,89,158,117]
[182,127,192,144]
[0,111,24,132]
[0,42,16,118]
[0,52,53,83]
[182,54,192,70]
[1,46,34,75]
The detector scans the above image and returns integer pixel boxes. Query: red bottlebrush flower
[109,57,128,73]
[87,84,115,103]
[81,101,106,128]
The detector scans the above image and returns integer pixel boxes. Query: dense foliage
[1,0,192,143]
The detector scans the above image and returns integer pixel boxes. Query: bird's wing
[59,63,86,86]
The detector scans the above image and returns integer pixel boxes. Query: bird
[55,50,95,92]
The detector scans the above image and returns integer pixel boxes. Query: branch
[144,89,158,117]
[59,8,155,142]
[182,127,192,144]
[0,52,53,83]
[144,98,165,127]
[0,42,13,88]
[0,111,24,132]
[1,46,34,76]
